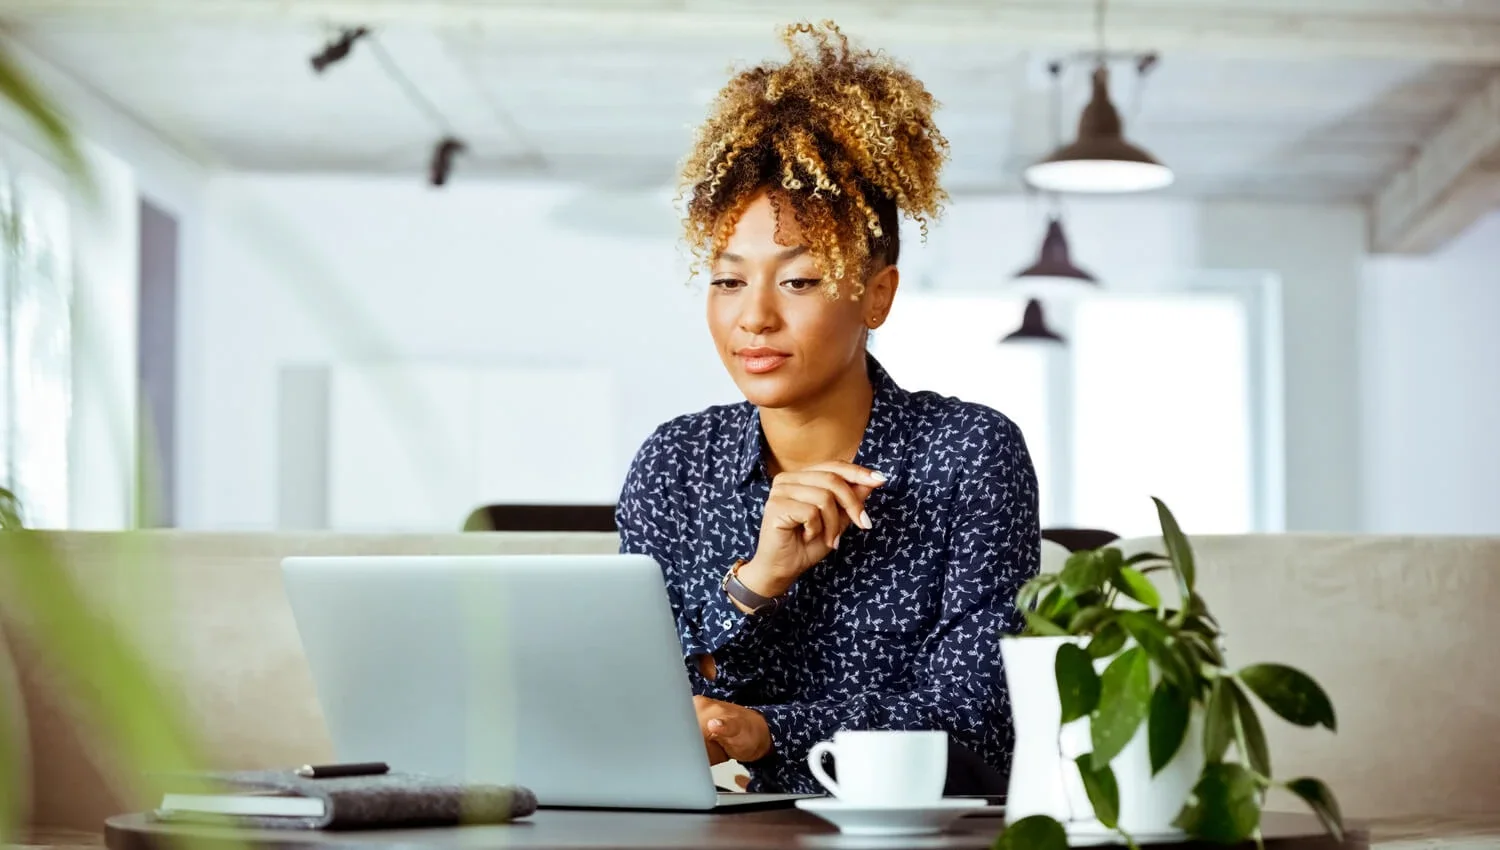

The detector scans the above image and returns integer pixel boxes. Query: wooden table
[105,810,1367,850]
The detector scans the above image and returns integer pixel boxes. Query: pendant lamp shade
[1012,215,1098,299]
[1001,299,1066,345]
[1024,65,1173,194]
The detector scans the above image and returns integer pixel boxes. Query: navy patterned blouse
[615,355,1041,793]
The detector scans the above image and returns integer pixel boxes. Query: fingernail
[833,534,842,549]
[708,719,724,731]
[870,471,888,483]
[859,510,872,530]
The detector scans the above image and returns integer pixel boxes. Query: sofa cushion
[1114,533,1500,819]
[0,531,620,832]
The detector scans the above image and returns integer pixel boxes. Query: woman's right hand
[735,462,887,600]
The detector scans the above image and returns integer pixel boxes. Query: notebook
[151,769,537,830]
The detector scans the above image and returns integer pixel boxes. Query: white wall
[188,174,1366,532]
[1363,211,1500,534]
[1198,203,1368,533]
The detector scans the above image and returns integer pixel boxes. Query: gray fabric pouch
[149,769,538,831]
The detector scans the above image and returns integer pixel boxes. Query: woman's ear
[862,264,901,329]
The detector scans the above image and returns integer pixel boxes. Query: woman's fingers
[768,496,824,545]
[771,482,845,548]
[804,461,888,489]
[776,470,876,531]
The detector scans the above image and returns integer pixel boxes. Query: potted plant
[995,498,1343,849]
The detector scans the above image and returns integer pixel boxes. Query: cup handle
[807,741,840,797]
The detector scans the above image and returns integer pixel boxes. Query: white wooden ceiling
[2,0,1499,210]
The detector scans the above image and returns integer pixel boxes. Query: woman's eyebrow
[716,246,809,264]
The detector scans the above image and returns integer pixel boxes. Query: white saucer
[1063,823,1189,847]
[795,797,990,837]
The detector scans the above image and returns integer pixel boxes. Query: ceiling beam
[4,0,1500,63]
[1371,73,1500,254]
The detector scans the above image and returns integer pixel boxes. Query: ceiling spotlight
[1012,215,1098,300]
[430,137,466,187]
[1024,64,1173,194]
[1000,299,1067,345]
[311,27,369,74]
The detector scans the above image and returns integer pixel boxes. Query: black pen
[295,761,390,779]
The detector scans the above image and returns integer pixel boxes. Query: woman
[616,20,1040,795]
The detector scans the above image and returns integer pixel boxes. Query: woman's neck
[759,360,875,478]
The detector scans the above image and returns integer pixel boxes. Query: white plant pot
[1001,635,1205,840]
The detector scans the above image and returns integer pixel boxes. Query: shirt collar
[733,354,912,493]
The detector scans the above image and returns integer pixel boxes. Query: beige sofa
[2,531,1498,846]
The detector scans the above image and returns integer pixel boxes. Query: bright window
[0,169,72,528]
[874,288,1269,538]
[1070,294,1254,537]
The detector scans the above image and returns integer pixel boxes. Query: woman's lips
[738,348,790,374]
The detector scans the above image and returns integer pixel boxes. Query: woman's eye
[710,278,745,290]
[783,278,822,292]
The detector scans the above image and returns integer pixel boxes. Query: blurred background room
[0,0,1497,541]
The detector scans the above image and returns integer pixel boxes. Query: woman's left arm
[743,422,1041,791]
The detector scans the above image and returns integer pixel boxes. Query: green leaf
[1203,677,1235,763]
[1016,574,1057,612]
[1285,778,1344,843]
[1038,585,1081,624]
[1175,643,1209,700]
[1111,565,1162,609]
[0,487,22,530]
[1056,642,1101,723]
[1238,664,1338,731]
[1152,497,1196,598]
[993,815,1069,850]
[1075,754,1120,828]
[1088,621,1127,659]
[1068,605,1115,634]
[1229,680,1272,777]
[1060,550,1112,599]
[1099,547,1125,576]
[1148,681,1190,775]
[1125,551,1169,566]
[1090,647,1151,770]
[1182,632,1225,668]
[1173,763,1261,843]
[0,47,91,191]
[1024,609,1069,637]
[1116,611,1193,690]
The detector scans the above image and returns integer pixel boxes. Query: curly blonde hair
[678,20,950,299]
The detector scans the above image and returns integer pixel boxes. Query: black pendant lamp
[1013,215,1098,299]
[1024,62,1173,194]
[1001,299,1066,345]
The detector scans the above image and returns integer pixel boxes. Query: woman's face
[707,191,897,410]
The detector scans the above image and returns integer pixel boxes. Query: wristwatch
[722,559,782,616]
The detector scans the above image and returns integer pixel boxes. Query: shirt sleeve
[743,419,1041,794]
[615,425,779,696]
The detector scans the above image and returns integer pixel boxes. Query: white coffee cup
[806,730,948,806]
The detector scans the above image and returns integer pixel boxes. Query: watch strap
[722,559,780,615]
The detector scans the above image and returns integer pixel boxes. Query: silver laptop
[280,553,811,811]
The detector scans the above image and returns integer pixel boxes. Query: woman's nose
[737,280,779,335]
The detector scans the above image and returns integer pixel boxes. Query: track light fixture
[310,27,369,74]
[430,137,466,187]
